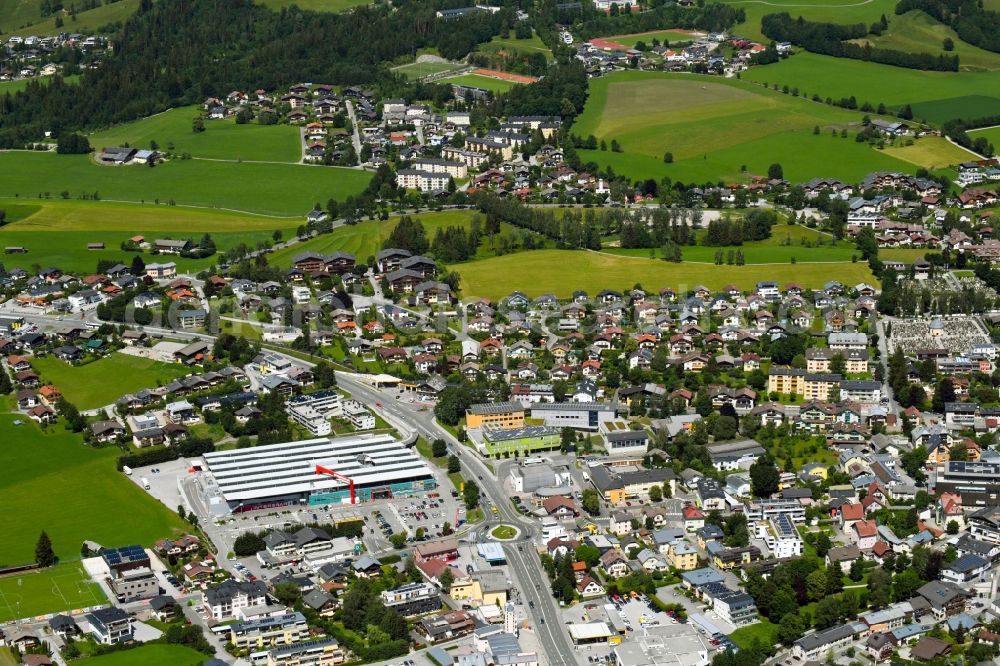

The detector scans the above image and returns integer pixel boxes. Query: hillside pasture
[454,249,874,299]
[0,199,299,274]
[847,10,1000,72]
[968,126,1000,154]
[0,152,370,216]
[573,71,918,182]
[89,105,301,163]
[721,0,896,41]
[7,0,139,36]
[881,136,978,169]
[744,53,1000,119]
[0,412,186,565]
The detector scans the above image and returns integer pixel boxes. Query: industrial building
[587,464,676,505]
[530,402,616,430]
[465,402,525,429]
[509,462,572,493]
[201,434,436,510]
[933,461,1000,504]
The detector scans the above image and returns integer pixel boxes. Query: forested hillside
[0,0,510,145]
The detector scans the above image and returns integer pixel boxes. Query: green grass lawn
[31,353,191,410]
[89,105,301,163]
[490,525,517,539]
[730,617,779,649]
[881,135,979,169]
[440,73,519,93]
[849,10,1000,72]
[605,224,857,264]
[744,52,1000,119]
[880,247,931,261]
[7,0,140,35]
[75,644,209,666]
[573,71,920,183]
[598,29,703,47]
[968,126,1000,154]
[721,0,897,41]
[0,152,370,216]
[394,61,463,79]
[0,198,299,274]
[0,412,187,565]
[0,74,79,95]
[269,210,533,266]
[0,562,106,622]
[255,0,371,11]
[454,249,875,300]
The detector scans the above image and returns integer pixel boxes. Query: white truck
[140,477,150,490]
[122,465,133,476]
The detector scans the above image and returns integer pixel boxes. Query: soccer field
[0,563,106,622]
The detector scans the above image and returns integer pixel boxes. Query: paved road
[345,100,363,159]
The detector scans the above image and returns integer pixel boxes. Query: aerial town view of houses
[7,0,1000,665]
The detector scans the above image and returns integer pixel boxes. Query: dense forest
[895,0,1000,53]
[761,12,960,71]
[573,2,745,40]
[0,0,512,145]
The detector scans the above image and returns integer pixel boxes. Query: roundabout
[489,524,520,541]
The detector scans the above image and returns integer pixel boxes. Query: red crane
[314,465,356,504]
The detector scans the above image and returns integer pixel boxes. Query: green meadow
[31,353,191,410]
[605,224,858,264]
[6,0,140,36]
[481,31,553,58]
[0,199,299,274]
[573,71,919,183]
[89,105,301,163]
[0,412,186,565]
[455,249,875,300]
[968,126,1000,153]
[849,10,1000,72]
[0,152,370,216]
[255,0,372,11]
[744,52,1000,119]
[721,0,896,41]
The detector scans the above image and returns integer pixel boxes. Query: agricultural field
[881,136,979,169]
[440,73,519,93]
[848,10,1000,72]
[31,353,191,410]
[0,152,370,216]
[7,0,140,36]
[0,199,299,274]
[605,224,858,264]
[573,71,922,183]
[0,412,186,565]
[394,61,463,80]
[721,0,896,42]
[880,247,932,262]
[744,52,1000,120]
[255,0,372,11]
[89,105,301,163]
[269,210,535,266]
[454,249,875,300]
[0,562,106,622]
[75,644,209,666]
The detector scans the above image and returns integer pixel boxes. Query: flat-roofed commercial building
[465,402,525,430]
[933,461,1000,505]
[481,425,560,458]
[530,402,616,431]
[202,434,436,510]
